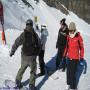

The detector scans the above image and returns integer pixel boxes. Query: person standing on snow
[65,22,84,90]
[37,25,48,76]
[10,19,40,90]
[56,18,68,71]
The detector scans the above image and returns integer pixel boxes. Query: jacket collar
[69,31,78,38]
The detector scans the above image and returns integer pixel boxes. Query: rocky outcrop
[43,0,69,15]
[43,0,90,24]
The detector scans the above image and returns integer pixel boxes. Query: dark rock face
[44,0,90,24]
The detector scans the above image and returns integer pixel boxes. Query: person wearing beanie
[56,18,69,71]
[60,18,66,24]
[10,19,40,90]
[64,22,84,90]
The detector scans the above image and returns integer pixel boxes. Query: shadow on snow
[21,56,87,90]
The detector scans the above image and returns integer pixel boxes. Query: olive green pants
[16,53,37,86]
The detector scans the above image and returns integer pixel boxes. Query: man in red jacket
[65,22,84,90]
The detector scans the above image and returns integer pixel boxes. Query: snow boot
[29,84,36,90]
[62,68,65,72]
[37,70,45,76]
[65,85,70,90]
[56,66,59,70]
[37,71,45,76]
[15,79,23,89]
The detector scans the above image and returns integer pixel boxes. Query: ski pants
[38,50,45,73]
[16,53,37,86]
[67,59,78,89]
[56,48,66,68]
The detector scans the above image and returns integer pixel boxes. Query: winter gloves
[79,58,87,74]
[79,58,84,66]
[10,52,14,57]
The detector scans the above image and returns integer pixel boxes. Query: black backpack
[23,29,41,56]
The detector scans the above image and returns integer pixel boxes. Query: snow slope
[0,0,90,90]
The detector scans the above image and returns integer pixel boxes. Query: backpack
[23,29,41,56]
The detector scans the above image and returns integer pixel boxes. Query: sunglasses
[26,23,33,26]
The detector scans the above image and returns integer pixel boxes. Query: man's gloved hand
[79,58,84,66]
[83,70,86,74]
[10,52,14,57]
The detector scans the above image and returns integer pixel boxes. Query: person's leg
[56,50,61,69]
[60,46,66,71]
[66,59,72,90]
[29,56,37,89]
[16,55,28,88]
[38,50,45,74]
[67,59,72,85]
[56,51,60,67]
[62,57,67,71]
[56,49,64,69]
[70,60,78,89]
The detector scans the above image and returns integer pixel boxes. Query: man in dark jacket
[56,18,68,71]
[10,19,40,90]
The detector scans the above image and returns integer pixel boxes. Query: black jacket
[56,24,68,49]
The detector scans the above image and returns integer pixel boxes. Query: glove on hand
[83,70,86,74]
[79,58,84,66]
[10,52,14,57]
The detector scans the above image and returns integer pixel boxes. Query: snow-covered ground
[0,0,90,90]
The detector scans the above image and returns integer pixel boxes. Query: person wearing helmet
[64,22,84,90]
[10,19,40,90]
[37,25,48,76]
[56,18,68,71]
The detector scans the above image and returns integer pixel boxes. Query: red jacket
[64,32,84,60]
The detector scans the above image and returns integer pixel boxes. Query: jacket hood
[69,31,79,38]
